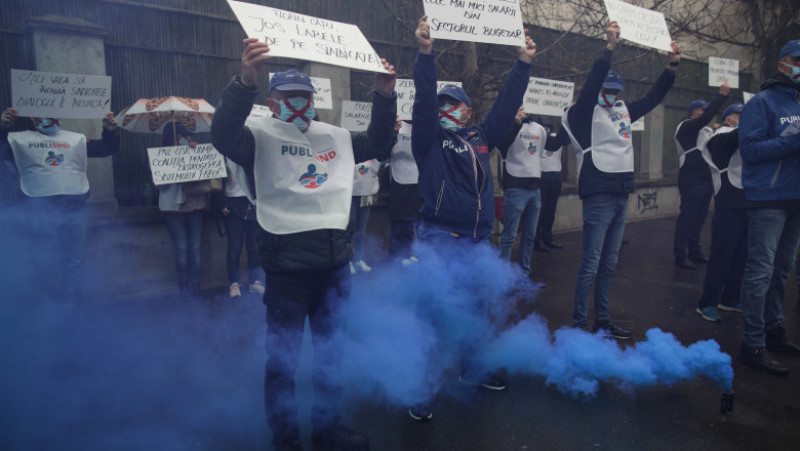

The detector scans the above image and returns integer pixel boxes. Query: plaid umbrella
[116,96,215,134]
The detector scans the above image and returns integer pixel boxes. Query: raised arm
[353,58,398,163]
[569,22,620,131]
[627,41,681,122]
[411,15,440,164]
[496,108,525,158]
[87,112,120,158]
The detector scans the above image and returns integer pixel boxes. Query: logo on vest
[298,163,328,189]
[545,150,554,157]
[618,122,631,139]
[527,142,538,155]
[357,164,369,175]
[45,151,64,166]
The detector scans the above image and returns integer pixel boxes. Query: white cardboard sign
[396,79,463,120]
[227,0,387,73]
[522,77,574,117]
[630,117,644,131]
[268,73,333,109]
[11,69,112,119]
[340,101,372,132]
[422,0,525,47]
[743,91,755,104]
[708,57,739,88]
[603,0,673,53]
[249,104,272,118]
[147,144,228,186]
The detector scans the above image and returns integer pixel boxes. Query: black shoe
[737,344,789,376]
[688,254,709,264]
[593,322,633,339]
[408,405,433,421]
[533,242,550,252]
[545,241,564,249]
[766,326,800,356]
[274,439,303,451]
[675,257,697,270]
[312,425,369,451]
[574,323,590,332]
[459,374,506,390]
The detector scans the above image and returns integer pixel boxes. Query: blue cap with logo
[602,71,625,91]
[778,40,800,59]
[268,70,316,95]
[721,103,744,121]
[688,99,708,113]
[437,84,471,107]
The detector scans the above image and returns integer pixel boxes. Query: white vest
[352,159,381,196]
[674,120,714,168]
[224,158,255,203]
[561,102,635,173]
[8,130,89,197]
[705,125,742,194]
[391,122,418,184]
[541,141,562,173]
[505,121,545,178]
[248,117,354,234]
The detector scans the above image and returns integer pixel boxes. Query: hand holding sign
[241,38,271,88]
[1,107,18,130]
[374,58,397,98]
[518,30,536,63]
[667,41,682,69]
[416,15,434,55]
[718,82,731,97]
[102,112,118,132]
[606,21,620,50]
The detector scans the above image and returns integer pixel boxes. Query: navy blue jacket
[412,52,531,239]
[567,49,675,199]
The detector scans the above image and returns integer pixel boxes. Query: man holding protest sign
[1,107,119,302]
[210,37,397,450]
[673,83,731,270]
[561,21,681,338]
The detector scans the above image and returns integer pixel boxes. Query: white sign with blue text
[11,69,112,119]
[422,0,525,47]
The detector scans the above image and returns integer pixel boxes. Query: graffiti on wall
[637,191,658,213]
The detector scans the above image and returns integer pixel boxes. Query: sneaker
[529,279,548,289]
[675,256,697,270]
[311,425,369,451]
[350,262,356,275]
[696,306,721,322]
[228,282,241,298]
[689,254,709,264]
[545,241,564,249]
[765,326,800,356]
[402,256,419,266]
[575,323,590,332]
[408,405,433,421]
[737,343,789,376]
[593,322,633,339]
[249,280,265,294]
[717,303,742,313]
[355,260,372,272]
[459,374,506,391]
[533,242,550,252]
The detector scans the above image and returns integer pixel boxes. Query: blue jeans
[740,208,800,347]
[349,197,371,261]
[499,188,541,273]
[573,193,628,327]
[163,212,204,289]
[223,213,263,285]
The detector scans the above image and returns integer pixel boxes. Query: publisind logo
[527,142,538,155]
[357,164,368,176]
[298,163,328,189]
[45,151,64,166]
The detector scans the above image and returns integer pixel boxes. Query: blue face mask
[439,104,463,131]
[781,62,800,83]
[38,118,60,135]
[178,137,190,146]
[598,93,616,108]
[279,97,316,131]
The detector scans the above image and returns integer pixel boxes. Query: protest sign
[147,144,228,186]
[422,0,525,47]
[630,117,644,131]
[743,91,755,104]
[11,69,112,119]
[603,0,673,52]
[522,77,574,117]
[340,101,372,132]
[249,104,272,118]
[396,79,463,120]
[268,73,333,109]
[708,57,739,88]
[227,0,387,73]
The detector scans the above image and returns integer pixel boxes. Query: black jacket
[676,93,728,185]
[708,128,745,209]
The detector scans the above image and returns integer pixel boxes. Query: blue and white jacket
[739,74,800,203]
[412,52,531,239]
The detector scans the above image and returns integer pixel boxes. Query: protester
[349,158,382,273]
[409,14,536,420]
[673,83,731,269]
[1,107,119,302]
[496,108,562,281]
[560,21,681,338]
[210,37,396,450]
[534,117,567,252]
[695,103,746,322]
[388,118,421,261]
[736,39,800,376]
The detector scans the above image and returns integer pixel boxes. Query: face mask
[598,93,616,108]
[38,118,60,135]
[178,137,190,146]
[279,97,315,131]
[439,104,463,131]
[781,62,800,83]
[727,118,739,129]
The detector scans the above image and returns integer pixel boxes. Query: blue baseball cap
[778,40,800,59]
[268,70,316,95]
[721,103,744,121]
[602,71,624,91]
[437,85,471,107]
[688,99,708,113]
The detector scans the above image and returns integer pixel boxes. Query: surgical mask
[780,62,800,83]
[727,118,739,129]
[38,118,60,135]
[279,97,315,131]
[439,104,463,131]
[178,137,190,146]
[598,93,616,108]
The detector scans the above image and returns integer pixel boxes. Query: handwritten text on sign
[227,0,387,73]
[423,0,525,47]
[147,144,228,186]
[603,0,672,52]
[268,73,333,109]
[708,57,739,88]
[523,77,575,117]
[340,101,372,132]
[11,69,112,119]
[396,79,463,120]
[249,104,272,118]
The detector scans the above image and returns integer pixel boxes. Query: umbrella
[117,96,215,134]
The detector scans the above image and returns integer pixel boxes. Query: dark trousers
[535,171,562,245]
[263,266,350,447]
[674,181,713,260]
[698,208,748,308]
[223,213,262,284]
[389,220,417,257]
